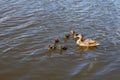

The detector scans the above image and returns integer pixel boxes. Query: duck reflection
[76,46,97,54]
[46,51,52,57]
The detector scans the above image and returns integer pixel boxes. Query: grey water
[0,0,120,80]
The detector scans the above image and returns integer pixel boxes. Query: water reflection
[76,46,97,55]
[71,61,97,80]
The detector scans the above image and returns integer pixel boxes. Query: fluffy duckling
[58,45,67,50]
[76,34,100,47]
[64,34,70,39]
[48,45,56,50]
[70,30,75,35]
[53,38,59,44]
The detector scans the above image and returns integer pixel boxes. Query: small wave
[0,16,10,23]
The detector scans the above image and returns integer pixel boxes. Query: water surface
[0,0,120,80]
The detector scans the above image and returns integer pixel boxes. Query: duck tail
[96,43,100,45]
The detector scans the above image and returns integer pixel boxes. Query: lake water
[0,0,120,80]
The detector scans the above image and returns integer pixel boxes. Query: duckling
[70,30,75,35]
[48,45,56,50]
[64,34,70,39]
[58,45,67,50]
[53,38,59,44]
[76,34,100,47]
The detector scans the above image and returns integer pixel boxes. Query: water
[0,0,120,80]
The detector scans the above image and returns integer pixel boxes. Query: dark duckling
[48,45,56,50]
[53,38,59,44]
[64,34,70,39]
[58,45,67,50]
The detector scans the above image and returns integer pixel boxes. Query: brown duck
[75,34,100,47]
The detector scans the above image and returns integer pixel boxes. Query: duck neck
[79,36,83,41]
[76,35,84,45]
[76,38,82,44]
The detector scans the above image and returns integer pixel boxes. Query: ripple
[0,0,120,80]
[0,16,10,23]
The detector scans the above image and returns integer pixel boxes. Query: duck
[48,45,56,50]
[64,34,70,39]
[58,45,67,50]
[53,38,59,44]
[76,34,100,47]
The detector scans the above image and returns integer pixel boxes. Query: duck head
[77,34,83,39]
[73,34,79,39]
[75,34,83,41]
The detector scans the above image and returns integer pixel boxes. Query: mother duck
[75,34,100,47]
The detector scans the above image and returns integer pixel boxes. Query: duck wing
[84,39,99,46]
[84,39,96,44]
